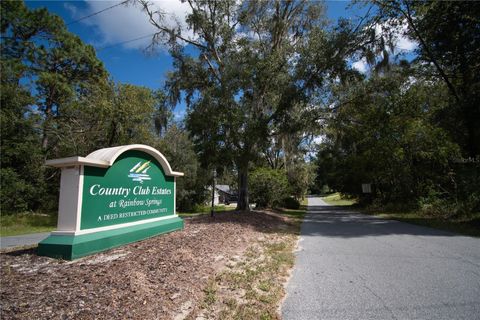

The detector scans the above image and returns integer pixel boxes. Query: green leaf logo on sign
[128,160,152,183]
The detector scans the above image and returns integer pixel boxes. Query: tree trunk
[236,165,250,211]
[108,121,118,146]
[41,105,53,150]
[210,170,216,217]
[464,103,480,158]
[41,130,49,150]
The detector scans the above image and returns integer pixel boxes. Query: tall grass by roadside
[1,213,57,237]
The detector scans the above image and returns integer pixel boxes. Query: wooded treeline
[316,1,480,217]
[1,0,479,217]
[1,1,209,213]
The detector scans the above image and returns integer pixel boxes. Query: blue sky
[25,1,414,118]
[25,1,359,87]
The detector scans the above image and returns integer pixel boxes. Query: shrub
[282,197,300,209]
[249,168,289,208]
[419,193,480,219]
[286,163,315,200]
[0,168,47,213]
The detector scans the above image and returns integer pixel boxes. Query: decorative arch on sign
[45,144,183,177]
[86,144,184,177]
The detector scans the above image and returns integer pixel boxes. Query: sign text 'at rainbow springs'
[37,144,184,260]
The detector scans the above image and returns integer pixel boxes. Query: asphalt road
[0,232,50,249]
[282,197,480,320]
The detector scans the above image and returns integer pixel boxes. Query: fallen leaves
[1,210,298,320]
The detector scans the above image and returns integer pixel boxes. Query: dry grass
[193,210,304,320]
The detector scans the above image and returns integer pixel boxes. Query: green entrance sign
[81,150,175,229]
[38,145,184,260]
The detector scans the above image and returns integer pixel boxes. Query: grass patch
[258,280,273,292]
[1,205,236,236]
[275,198,308,222]
[0,213,56,237]
[215,239,293,319]
[321,192,357,206]
[197,211,303,319]
[275,207,306,220]
[300,197,308,207]
[366,210,480,237]
[203,277,218,307]
[274,205,307,235]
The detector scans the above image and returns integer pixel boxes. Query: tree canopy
[1,0,478,217]
[137,0,351,210]
[0,1,208,213]
[315,0,479,214]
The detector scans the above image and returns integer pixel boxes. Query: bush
[286,163,315,200]
[419,193,480,219]
[0,168,47,213]
[249,168,289,208]
[282,197,300,209]
[418,193,451,218]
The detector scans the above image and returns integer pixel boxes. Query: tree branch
[402,1,460,103]
[138,0,208,50]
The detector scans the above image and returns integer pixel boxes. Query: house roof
[216,185,233,194]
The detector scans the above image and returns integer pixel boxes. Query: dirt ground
[0,210,297,320]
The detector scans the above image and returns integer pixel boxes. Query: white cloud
[351,19,418,73]
[392,23,417,52]
[395,33,417,52]
[72,0,192,50]
[312,135,324,145]
[64,2,78,16]
[375,19,418,54]
[173,109,186,120]
[352,57,368,73]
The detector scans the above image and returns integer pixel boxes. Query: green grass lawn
[321,192,357,206]
[1,213,57,237]
[274,198,308,226]
[1,205,237,237]
[275,207,306,220]
[368,211,480,237]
